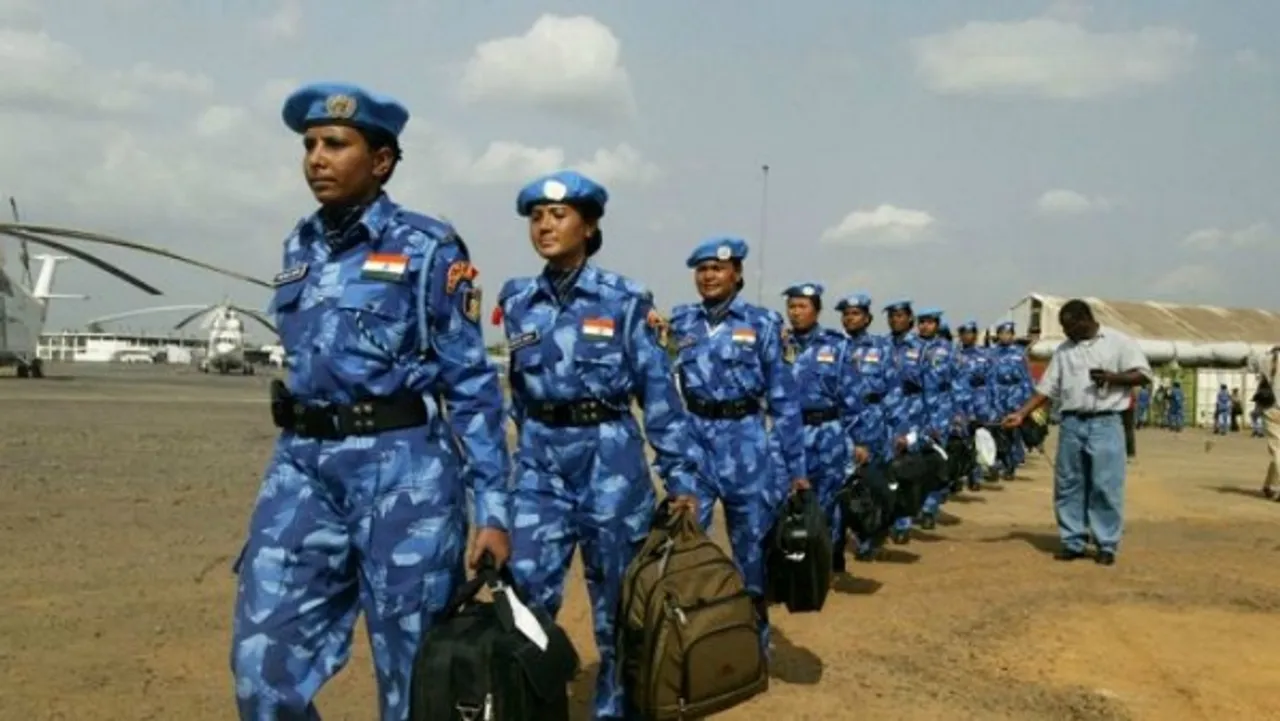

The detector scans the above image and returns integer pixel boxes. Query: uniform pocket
[573,338,627,398]
[336,281,414,357]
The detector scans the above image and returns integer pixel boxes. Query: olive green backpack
[617,505,768,719]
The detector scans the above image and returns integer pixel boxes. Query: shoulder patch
[463,287,482,323]
[445,261,477,293]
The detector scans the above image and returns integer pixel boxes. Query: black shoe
[1054,548,1086,561]
[832,554,847,574]
[967,481,982,492]
[1264,486,1276,500]
[919,514,936,530]
[1095,551,1116,566]
[890,529,909,545]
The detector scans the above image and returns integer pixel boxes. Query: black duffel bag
[767,489,832,613]
[839,464,894,549]
[409,556,579,721]
[946,435,975,489]
[888,453,932,520]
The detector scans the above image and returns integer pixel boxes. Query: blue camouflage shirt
[268,192,510,529]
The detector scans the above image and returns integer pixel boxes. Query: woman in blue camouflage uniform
[779,282,883,573]
[497,169,701,721]
[667,237,807,653]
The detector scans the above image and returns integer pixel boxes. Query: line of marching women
[232,81,1046,721]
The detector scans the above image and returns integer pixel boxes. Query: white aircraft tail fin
[30,254,88,301]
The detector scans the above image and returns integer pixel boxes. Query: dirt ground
[2,363,1279,721]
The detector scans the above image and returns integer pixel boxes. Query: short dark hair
[1060,298,1094,324]
[359,127,402,184]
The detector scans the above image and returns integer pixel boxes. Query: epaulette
[594,269,652,303]
[395,210,469,256]
[499,277,534,305]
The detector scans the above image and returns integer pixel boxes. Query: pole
[757,164,769,305]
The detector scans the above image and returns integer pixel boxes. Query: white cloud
[910,17,1197,99]
[820,204,938,247]
[461,141,659,186]
[1233,49,1270,73]
[1149,264,1223,295]
[255,0,302,40]
[1034,188,1112,215]
[573,143,659,184]
[1182,222,1273,250]
[459,14,636,124]
[0,29,212,118]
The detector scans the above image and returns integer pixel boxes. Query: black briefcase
[409,557,579,721]
[767,490,832,613]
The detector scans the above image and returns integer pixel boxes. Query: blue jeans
[1054,413,1126,554]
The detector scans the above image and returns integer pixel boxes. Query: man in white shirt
[1004,299,1152,566]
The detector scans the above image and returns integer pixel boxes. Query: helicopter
[0,197,271,377]
[87,297,277,374]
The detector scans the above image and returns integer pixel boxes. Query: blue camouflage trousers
[803,419,853,551]
[1054,414,1126,554]
[230,427,467,721]
[691,415,778,645]
[508,418,656,721]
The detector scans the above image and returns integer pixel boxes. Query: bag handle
[443,551,519,618]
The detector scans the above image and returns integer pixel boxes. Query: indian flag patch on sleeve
[582,317,615,338]
[816,348,836,363]
[731,327,757,344]
[361,253,409,281]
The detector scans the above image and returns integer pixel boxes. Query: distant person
[1214,384,1231,435]
[1231,388,1243,432]
[1249,348,1279,499]
[1166,381,1185,432]
[1135,385,1150,428]
[1003,299,1151,566]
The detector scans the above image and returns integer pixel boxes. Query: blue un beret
[516,170,609,256]
[996,321,1016,333]
[782,282,824,299]
[835,293,873,312]
[686,237,749,268]
[958,319,979,332]
[915,307,944,320]
[883,298,913,313]
[282,82,410,139]
[515,170,609,217]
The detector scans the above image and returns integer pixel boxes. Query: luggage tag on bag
[492,579,549,651]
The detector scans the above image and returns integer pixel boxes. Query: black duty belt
[1060,410,1119,419]
[525,396,628,427]
[270,382,430,440]
[801,407,840,425]
[684,395,761,420]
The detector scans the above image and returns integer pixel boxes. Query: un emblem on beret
[716,245,732,260]
[542,179,568,201]
[324,94,357,119]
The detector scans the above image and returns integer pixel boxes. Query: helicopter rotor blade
[8,198,32,285]
[0,222,272,289]
[2,228,163,295]
[229,305,279,337]
[174,305,216,330]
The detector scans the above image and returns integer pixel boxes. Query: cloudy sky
[1,0,1276,341]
